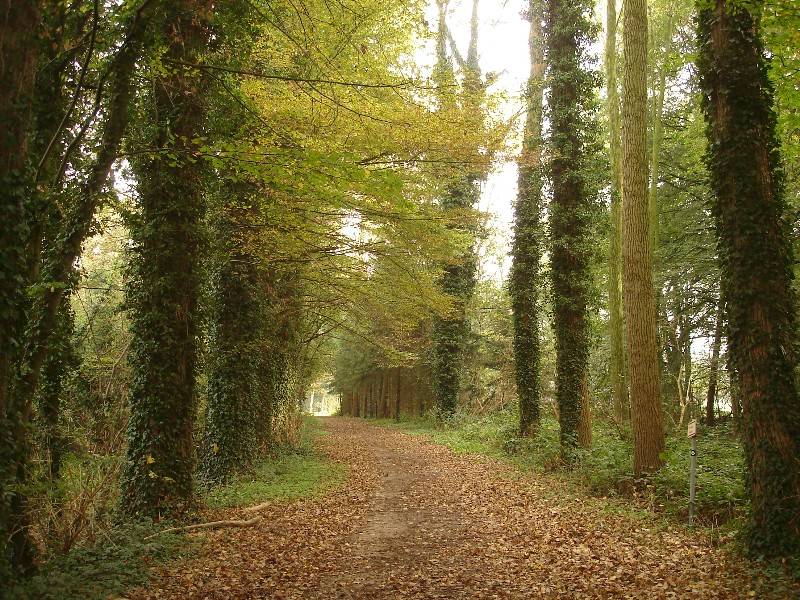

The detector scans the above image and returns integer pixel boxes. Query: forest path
[133,417,792,599]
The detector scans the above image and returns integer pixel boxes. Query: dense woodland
[1,0,799,594]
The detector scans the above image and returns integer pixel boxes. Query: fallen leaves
[129,418,798,599]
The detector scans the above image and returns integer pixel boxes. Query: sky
[427,0,611,283]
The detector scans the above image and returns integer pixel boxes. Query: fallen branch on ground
[144,516,262,540]
[242,501,272,513]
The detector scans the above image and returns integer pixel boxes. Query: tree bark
[622,0,665,475]
[0,0,42,579]
[604,0,629,431]
[697,0,800,556]
[121,0,213,517]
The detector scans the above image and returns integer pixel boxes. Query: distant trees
[603,0,629,430]
[697,0,800,557]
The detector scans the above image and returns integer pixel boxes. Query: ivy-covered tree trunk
[621,0,665,475]
[121,0,212,517]
[430,0,481,418]
[200,195,261,484]
[545,0,595,460]
[36,303,75,481]
[14,2,154,428]
[604,0,629,430]
[697,0,800,557]
[0,0,42,580]
[258,268,303,451]
[511,0,545,437]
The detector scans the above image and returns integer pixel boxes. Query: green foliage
[204,418,346,507]
[7,521,193,600]
[205,450,346,509]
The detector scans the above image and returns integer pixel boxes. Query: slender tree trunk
[121,0,212,517]
[605,0,629,430]
[697,0,800,556]
[545,0,596,461]
[647,6,676,256]
[621,0,665,475]
[511,0,546,437]
[0,0,42,579]
[578,373,592,447]
[14,4,154,424]
[705,299,724,426]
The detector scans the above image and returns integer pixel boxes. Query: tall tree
[121,0,213,517]
[604,0,629,429]
[697,0,800,556]
[200,187,262,483]
[430,0,482,417]
[0,0,42,579]
[511,0,546,437]
[545,0,596,458]
[621,0,665,474]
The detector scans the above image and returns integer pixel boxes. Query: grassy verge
[10,417,344,600]
[372,411,745,531]
[204,417,347,508]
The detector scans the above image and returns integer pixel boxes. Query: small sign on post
[688,419,698,527]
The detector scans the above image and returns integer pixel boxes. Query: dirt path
[132,417,796,599]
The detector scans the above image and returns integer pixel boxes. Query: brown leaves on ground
[130,418,797,599]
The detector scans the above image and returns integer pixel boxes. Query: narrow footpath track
[133,417,796,599]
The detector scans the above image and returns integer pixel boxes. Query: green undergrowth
[204,417,347,509]
[372,411,746,530]
[7,521,193,600]
[9,417,343,600]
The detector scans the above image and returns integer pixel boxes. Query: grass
[372,410,747,530]
[204,418,347,508]
[10,416,344,600]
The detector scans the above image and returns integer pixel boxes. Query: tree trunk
[431,1,481,419]
[647,6,676,257]
[121,0,212,517]
[200,191,262,484]
[511,0,546,437]
[604,0,629,431]
[545,0,595,461]
[0,0,42,579]
[705,299,724,426]
[697,0,800,556]
[621,0,665,475]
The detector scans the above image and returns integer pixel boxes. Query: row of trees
[0,0,491,583]
[506,0,799,557]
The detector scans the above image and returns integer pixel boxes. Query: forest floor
[130,417,798,599]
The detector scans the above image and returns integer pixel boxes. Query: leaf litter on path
[130,417,798,599]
